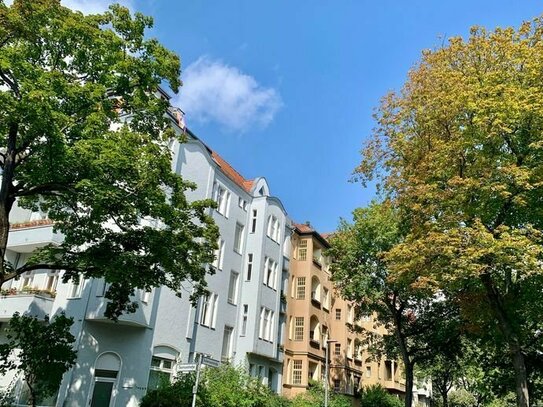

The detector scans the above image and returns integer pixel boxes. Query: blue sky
[67,1,543,232]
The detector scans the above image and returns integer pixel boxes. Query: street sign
[201,356,220,368]
[178,363,197,373]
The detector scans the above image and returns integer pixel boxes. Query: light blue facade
[0,113,292,406]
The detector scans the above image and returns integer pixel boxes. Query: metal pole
[191,353,203,407]
[325,343,330,407]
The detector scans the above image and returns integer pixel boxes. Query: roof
[293,222,331,248]
[211,151,254,193]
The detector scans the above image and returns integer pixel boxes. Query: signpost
[190,354,221,407]
[177,363,197,373]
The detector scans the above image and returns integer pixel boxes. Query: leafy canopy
[356,16,543,406]
[0,312,76,406]
[0,0,218,318]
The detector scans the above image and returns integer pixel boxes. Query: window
[228,272,239,304]
[246,254,253,281]
[259,307,274,341]
[238,197,248,211]
[215,184,230,216]
[142,289,152,304]
[200,293,218,328]
[297,240,307,261]
[251,210,258,233]
[321,326,328,345]
[334,343,341,356]
[44,271,59,293]
[365,366,371,377]
[96,279,107,297]
[294,317,304,341]
[333,379,341,392]
[264,257,277,289]
[322,288,330,310]
[21,271,33,288]
[267,215,280,242]
[221,326,234,362]
[68,275,83,299]
[347,339,353,359]
[213,238,225,270]
[347,305,354,324]
[296,277,306,300]
[148,357,174,390]
[335,308,342,320]
[292,360,302,385]
[241,305,248,336]
[234,223,244,254]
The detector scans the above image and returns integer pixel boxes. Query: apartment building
[282,223,430,405]
[0,101,290,406]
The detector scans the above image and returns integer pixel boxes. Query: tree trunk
[480,273,529,407]
[388,299,414,407]
[404,362,414,407]
[441,390,449,407]
[0,122,18,286]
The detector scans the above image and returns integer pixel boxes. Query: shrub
[359,385,402,407]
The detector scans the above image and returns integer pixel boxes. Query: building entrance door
[90,379,115,407]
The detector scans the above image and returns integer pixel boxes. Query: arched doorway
[89,352,121,407]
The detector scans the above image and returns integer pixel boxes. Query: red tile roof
[211,151,254,193]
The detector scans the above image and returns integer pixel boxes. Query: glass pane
[147,370,171,391]
[162,360,173,369]
[150,357,161,367]
[90,381,114,407]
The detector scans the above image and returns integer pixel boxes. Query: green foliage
[0,312,76,407]
[328,201,462,407]
[357,15,543,406]
[140,373,195,407]
[447,389,477,407]
[140,365,287,407]
[0,0,219,319]
[289,381,351,407]
[358,385,402,407]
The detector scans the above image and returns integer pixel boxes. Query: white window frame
[215,183,230,217]
[228,271,239,305]
[68,275,84,299]
[200,293,218,328]
[233,223,244,254]
[213,238,225,271]
[246,253,253,281]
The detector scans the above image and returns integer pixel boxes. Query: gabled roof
[210,151,254,194]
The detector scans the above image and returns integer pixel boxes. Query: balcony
[0,291,54,321]
[383,379,406,393]
[85,295,149,328]
[8,220,62,253]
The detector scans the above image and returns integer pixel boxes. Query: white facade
[0,115,291,406]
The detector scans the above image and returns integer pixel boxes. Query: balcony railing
[0,291,54,321]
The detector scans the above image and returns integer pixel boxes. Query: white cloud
[62,0,133,14]
[176,57,282,133]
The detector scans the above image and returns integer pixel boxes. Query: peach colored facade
[282,223,405,402]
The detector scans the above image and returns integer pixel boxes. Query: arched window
[147,346,179,390]
[89,352,121,407]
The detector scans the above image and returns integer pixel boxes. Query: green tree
[289,381,351,407]
[140,365,288,407]
[359,385,402,407]
[328,201,461,407]
[357,16,543,407]
[0,0,218,318]
[0,312,76,407]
